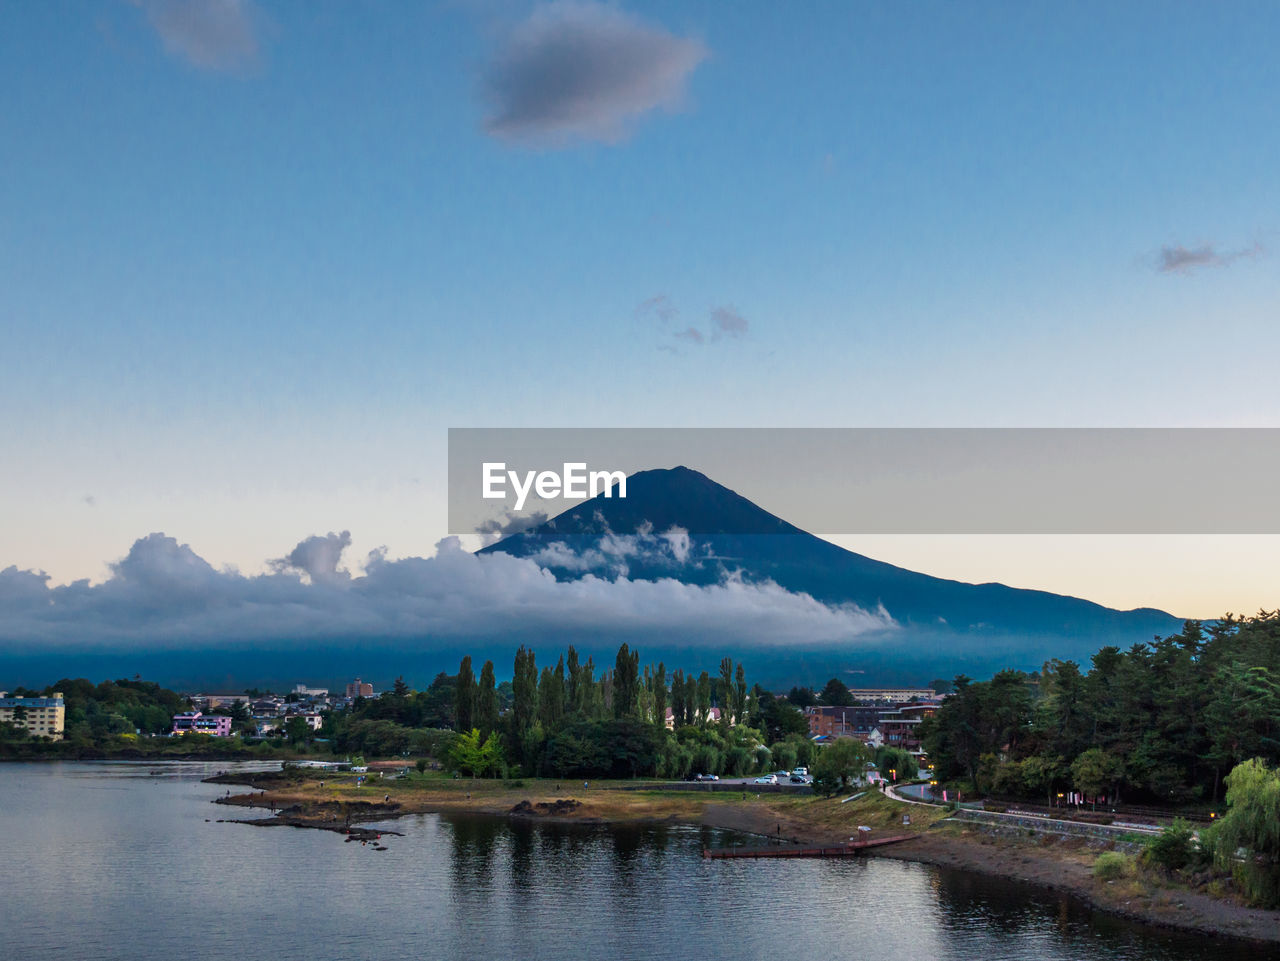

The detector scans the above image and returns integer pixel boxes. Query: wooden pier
[702,834,914,859]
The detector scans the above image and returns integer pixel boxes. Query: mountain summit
[484,465,1182,677]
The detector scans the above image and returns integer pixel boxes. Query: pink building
[172,712,233,737]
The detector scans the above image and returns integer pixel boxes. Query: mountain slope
[482,465,1182,667]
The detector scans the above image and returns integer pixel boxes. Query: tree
[538,663,564,729]
[732,663,748,725]
[511,646,538,733]
[449,728,504,777]
[613,644,640,719]
[1213,758,1280,907]
[818,678,852,706]
[812,739,872,795]
[696,672,712,725]
[652,662,667,729]
[477,661,499,737]
[717,658,734,714]
[455,657,476,733]
[284,716,312,745]
[787,686,816,708]
[1071,747,1124,805]
[669,670,685,727]
[392,676,411,697]
[755,692,809,743]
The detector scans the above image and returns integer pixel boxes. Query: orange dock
[702,834,915,859]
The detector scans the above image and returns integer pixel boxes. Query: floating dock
[702,834,914,859]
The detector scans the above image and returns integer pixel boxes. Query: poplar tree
[477,660,499,736]
[718,658,734,712]
[696,672,711,726]
[455,656,476,732]
[733,663,748,725]
[538,663,565,729]
[614,643,640,719]
[511,646,538,734]
[669,669,685,727]
[653,662,668,729]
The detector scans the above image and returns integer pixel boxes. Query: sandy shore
[207,771,1279,945]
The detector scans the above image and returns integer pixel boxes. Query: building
[805,704,882,739]
[0,692,65,740]
[251,697,283,716]
[171,712,234,737]
[283,712,323,731]
[845,688,936,704]
[345,678,373,699]
[874,702,941,753]
[190,692,250,712]
[292,684,328,697]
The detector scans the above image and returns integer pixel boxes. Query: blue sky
[2,0,1278,619]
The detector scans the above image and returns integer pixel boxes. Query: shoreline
[207,770,1280,947]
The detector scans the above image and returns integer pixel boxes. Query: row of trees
[328,644,826,780]
[922,611,1280,805]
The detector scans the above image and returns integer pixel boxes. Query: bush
[1143,818,1195,873]
[1094,851,1130,880]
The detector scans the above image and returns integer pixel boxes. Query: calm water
[0,762,1271,961]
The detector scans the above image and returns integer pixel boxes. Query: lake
[0,761,1267,960]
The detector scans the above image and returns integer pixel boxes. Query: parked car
[789,775,808,784]
[774,770,790,780]
[791,767,808,777]
[694,773,719,781]
[753,775,778,785]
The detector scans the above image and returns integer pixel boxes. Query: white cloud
[136,0,259,72]
[0,531,894,650]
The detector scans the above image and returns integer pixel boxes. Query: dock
[702,834,915,859]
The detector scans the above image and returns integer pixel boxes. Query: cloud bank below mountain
[0,531,894,651]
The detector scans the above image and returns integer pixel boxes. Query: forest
[921,611,1280,806]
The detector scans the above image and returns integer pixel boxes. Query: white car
[753,775,778,785]
[791,767,808,778]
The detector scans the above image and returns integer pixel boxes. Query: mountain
[482,466,1183,681]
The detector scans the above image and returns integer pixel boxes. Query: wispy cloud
[658,304,750,350]
[476,510,550,547]
[482,1,707,146]
[710,306,748,340]
[636,294,677,324]
[0,532,892,650]
[1155,241,1262,274]
[135,0,259,72]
